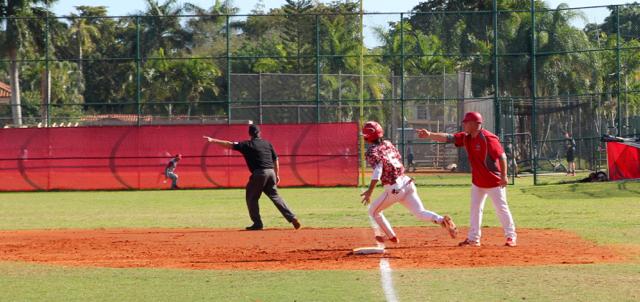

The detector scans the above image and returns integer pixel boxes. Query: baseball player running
[360,121,457,244]
[417,112,517,247]
[164,154,182,189]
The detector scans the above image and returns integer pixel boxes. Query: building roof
[0,81,10,98]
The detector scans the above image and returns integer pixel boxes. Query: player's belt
[391,177,414,194]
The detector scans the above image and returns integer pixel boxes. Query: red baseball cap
[462,112,483,123]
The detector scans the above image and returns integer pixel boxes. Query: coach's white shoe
[458,239,481,247]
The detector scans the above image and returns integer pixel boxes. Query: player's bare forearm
[360,179,379,205]
[203,136,233,149]
[499,156,508,177]
[499,155,508,187]
[366,179,378,192]
[415,129,450,143]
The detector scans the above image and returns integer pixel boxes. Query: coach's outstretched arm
[203,136,234,149]
[415,129,453,143]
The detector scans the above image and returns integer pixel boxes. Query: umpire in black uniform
[204,124,301,230]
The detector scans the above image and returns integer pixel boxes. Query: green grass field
[0,174,639,301]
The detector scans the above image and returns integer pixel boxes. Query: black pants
[245,169,296,226]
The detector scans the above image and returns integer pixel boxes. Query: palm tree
[142,48,220,118]
[0,0,56,126]
[374,21,453,77]
[137,0,192,57]
[68,6,103,76]
[536,4,591,95]
[322,14,390,100]
[183,0,240,56]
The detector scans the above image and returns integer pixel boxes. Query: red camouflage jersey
[365,140,405,185]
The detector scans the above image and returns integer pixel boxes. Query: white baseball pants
[467,184,517,242]
[368,175,443,239]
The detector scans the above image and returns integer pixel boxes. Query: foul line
[379,257,398,302]
[369,216,399,302]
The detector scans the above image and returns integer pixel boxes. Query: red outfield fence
[0,123,359,191]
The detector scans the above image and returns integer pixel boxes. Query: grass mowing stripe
[0,262,638,302]
[0,262,382,302]
[393,263,640,302]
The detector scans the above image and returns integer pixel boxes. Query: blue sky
[51,0,634,47]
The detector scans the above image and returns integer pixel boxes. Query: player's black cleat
[245,224,263,231]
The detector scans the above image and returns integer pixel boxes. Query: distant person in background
[505,139,519,178]
[565,132,577,176]
[165,154,182,189]
[406,142,416,172]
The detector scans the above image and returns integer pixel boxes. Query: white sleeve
[371,163,383,181]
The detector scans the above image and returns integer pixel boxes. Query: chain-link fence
[1,2,639,185]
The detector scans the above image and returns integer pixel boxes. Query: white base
[352,246,385,255]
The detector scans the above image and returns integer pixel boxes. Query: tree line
[0,0,638,129]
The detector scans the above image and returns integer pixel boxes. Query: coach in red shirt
[417,112,517,247]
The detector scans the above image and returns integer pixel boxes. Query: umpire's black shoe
[245,224,263,231]
[291,218,301,230]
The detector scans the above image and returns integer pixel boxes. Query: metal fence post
[226,15,231,125]
[616,5,622,136]
[45,3,50,127]
[135,16,141,126]
[316,14,320,123]
[45,0,51,190]
[530,0,538,185]
[400,13,405,159]
[259,73,263,124]
[511,97,516,183]
[338,70,342,121]
[358,3,365,187]
[493,0,500,137]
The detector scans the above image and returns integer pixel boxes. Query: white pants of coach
[467,184,517,242]
[369,175,443,239]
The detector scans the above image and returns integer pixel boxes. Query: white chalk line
[379,257,399,302]
[369,216,399,302]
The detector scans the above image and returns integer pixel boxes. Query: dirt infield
[0,227,629,270]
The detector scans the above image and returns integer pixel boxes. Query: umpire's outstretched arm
[203,136,234,149]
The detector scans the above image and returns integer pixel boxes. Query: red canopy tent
[607,141,640,181]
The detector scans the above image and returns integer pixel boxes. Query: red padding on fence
[0,123,359,191]
[607,142,640,181]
